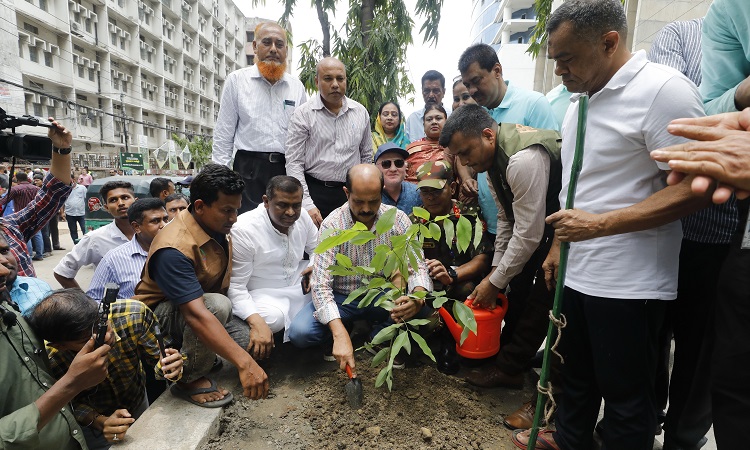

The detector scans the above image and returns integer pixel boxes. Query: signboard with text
[120,152,145,172]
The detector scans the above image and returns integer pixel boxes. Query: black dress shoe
[53,246,66,251]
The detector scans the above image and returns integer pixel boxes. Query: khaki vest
[487,123,562,221]
[134,209,231,307]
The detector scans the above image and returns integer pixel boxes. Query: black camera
[0,108,53,161]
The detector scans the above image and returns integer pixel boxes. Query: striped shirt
[87,236,148,301]
[310,203,432,324]
[285,93,374,210]
[212,65,308,165]
[46,299,172,425]
[1,182,39,212]
[2,173,72,277]
[648,18,738,244]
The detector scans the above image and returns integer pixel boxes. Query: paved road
[35,224,718,450]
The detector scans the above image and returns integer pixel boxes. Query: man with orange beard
[213,21,307,214]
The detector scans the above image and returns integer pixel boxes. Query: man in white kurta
[227,176,318,360]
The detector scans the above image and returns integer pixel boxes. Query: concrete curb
[118,363,237,450]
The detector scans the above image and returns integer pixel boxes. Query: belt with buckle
[305,174,345,188]
[245,151,285,163]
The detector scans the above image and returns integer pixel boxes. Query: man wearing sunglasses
[375,142,421,216]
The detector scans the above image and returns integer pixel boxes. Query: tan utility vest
[486,123,562,221]
[134,209,231,307]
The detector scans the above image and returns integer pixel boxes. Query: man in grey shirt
[212,22,307,214]
[285,57,372,226]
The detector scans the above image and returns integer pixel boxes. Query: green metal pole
[526,94,588,449]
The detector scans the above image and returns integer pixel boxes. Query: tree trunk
[315,0,331,56]
[361,0,375,47]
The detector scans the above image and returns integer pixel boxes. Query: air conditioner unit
[71,22,80,31]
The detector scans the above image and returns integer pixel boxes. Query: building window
[517,37,523,44]
[47,106,55,118]
[85,18,92,33]
[44,52,52,67]
[89,68,95,81]
[78,65,85,77]
[32,103,42,116]
[23,23,39,34]
[17,41,23,58]
[111,33,117,45]
[122,81,127,93]
[28,45,38,63]
[113,78,119,89]
[120,38,126,50]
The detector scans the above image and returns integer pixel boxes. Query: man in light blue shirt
[700,0,750,115]
[458,43,559,237]
[87,198,168,301]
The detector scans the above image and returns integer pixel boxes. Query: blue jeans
[287,291,433,348]
[27,231,43,258]
[66,215,86,242]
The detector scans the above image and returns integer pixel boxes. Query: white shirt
[63,184,87,217]
[285,93,373,210]
[228,204,318,320]
[53,221,131,279]
[212,66,308,165]
[560,50,705,300]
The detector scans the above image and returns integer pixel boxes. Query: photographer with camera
[1,269,111,449]
[0,117,74,277]
[27,289,184,448]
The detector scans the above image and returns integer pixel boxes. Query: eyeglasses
[379,159,405,169]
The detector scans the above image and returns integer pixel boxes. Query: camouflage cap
[416,160,453,189]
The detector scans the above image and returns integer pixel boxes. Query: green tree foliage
[255,0,443,119]
[171,133,212,169]
[315,207,478,390]
[528,0,626,58]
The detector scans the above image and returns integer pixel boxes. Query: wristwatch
[52,146,72,155]
[447,266,458,285]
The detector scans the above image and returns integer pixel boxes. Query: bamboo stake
[526,94,589,449]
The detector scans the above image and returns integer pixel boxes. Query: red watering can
[438,294,509,359]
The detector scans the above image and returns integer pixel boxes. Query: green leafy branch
[314,206,482,390]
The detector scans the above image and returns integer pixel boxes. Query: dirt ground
[202,333,538,450]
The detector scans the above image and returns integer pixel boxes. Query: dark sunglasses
[379,159,405,169]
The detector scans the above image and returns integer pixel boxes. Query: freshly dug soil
[202,341,538,450]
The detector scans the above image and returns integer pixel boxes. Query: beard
[257,60,287,83]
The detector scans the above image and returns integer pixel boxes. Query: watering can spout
[438,307,463,343]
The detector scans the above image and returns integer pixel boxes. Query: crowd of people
[3,0,750,448]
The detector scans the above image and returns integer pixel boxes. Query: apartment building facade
[2,0,250,171]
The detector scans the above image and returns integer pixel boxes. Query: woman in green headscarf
[372,101,409,151]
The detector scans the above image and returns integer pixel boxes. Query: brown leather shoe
[465,365,524,389]
[504,401,535,430]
